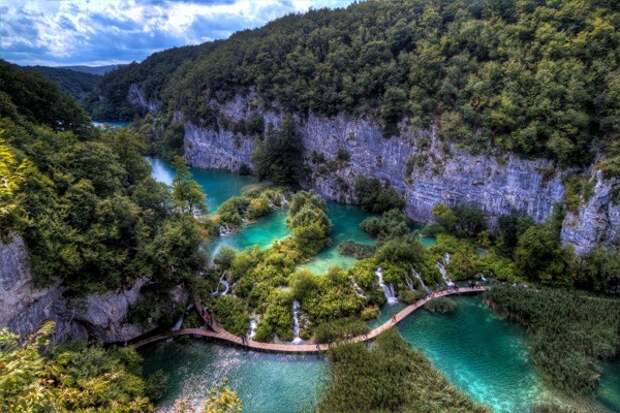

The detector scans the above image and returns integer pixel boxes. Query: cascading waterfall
[171,315,184,331]
[247,318,258,340]
[291,300,303,344]
[437,253,455,288]
[412,269,431,293]
[211,273,230,296]
[375,267,398,304]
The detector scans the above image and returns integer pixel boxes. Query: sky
[0,0,355,67]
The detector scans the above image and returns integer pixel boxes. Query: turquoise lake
[147,157,257,212]
[145,158,620,413]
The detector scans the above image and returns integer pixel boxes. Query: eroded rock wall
[182,95,619,254]
[0,234,148,343]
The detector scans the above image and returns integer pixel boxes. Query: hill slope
[88,0,620,166]
[28,66,101,102]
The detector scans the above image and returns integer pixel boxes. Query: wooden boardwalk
[133,286,486,353]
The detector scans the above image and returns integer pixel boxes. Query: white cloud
[0,0,355,66]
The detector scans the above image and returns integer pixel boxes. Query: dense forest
[28,66,101,103]
[85,44,213,120]
[89,0,619,168]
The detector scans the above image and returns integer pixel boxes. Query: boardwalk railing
[132,286,486,353]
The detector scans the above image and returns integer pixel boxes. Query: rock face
[561,171,620,255]
[0,234,147,343]
[128,83,160,113]
[182,94,619,254]
[68,278,147,342]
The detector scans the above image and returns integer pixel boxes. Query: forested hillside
[28,65,101,102]
[85,44,215,120]
[88,0,619,168]
[0,60,203,302]
[0,60,91,135]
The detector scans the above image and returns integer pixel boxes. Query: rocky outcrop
[561,171,620,255]
[0,234,87,342]
[128,83,160,113]
[68,278,147,342]
[182,94,619,253]
[0,234,148,343]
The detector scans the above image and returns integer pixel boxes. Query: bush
[313,318,369,343]
[424,297,456,313]
[210,295,250,336]
[354,177,405,214]
[337,240,375,259]
[360,305,380,321]
[287,191,331,256]
[360,208,410,240]
[399,289,426,304]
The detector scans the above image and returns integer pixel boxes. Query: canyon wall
[183,95,620,254]
[0,234,149,343]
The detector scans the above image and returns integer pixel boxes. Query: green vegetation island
[1,1,620,413]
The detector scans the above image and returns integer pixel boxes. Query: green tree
[251,115,303,186]
[172,156,207,215]
[515,224,571,285]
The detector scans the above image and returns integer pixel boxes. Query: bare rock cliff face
[182,95,620,254]
[561,171,620,255]
[128,83,160,113]
[0,234,147,343]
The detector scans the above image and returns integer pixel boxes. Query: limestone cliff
[0,234,148,343]
[182,94,620,254]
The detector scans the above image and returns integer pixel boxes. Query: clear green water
[398,296,541,413]
[300,202,375,273]
[208,209,290,256]
[142,341,327,413]
[144,158,619,413]
[147,157,257,212]
[598,361,620,413]
[142,296,620,413]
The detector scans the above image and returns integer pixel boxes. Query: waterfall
[437,254,455,288]
[171,314,184,331]
[412,269,431,294]
[291,300,303,344]
[211,273,230,296]
[375,267,398,305]
[247,318,258,340]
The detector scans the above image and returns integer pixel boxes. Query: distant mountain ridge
[60,64,121,76]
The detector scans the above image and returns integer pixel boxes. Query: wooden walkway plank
[133,286,485,353]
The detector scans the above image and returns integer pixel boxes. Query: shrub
[360,305,380,321]
[360,208,410,240]
[399,289,426,304]
[210,295,250,336]
[354,177,405,214]
[313,318,369,343]
[337,240,375,259]
[424,297,456,313]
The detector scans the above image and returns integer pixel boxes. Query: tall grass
[485,286,620,394]
[317,329,489,413]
